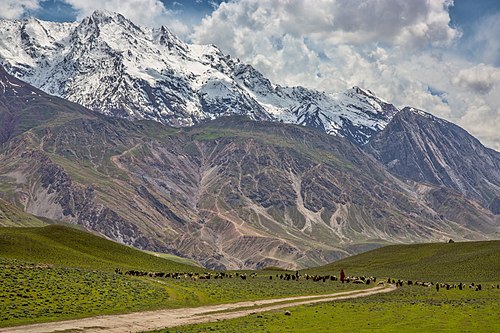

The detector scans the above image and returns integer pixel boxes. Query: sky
[1,0,500,150]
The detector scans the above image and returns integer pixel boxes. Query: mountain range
[0,11,499,269]
[0,10,397,146]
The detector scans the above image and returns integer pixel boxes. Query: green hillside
[144,250,202,267]
[0,198,47,227]
[308,240,500,282]
[0,225,202,272]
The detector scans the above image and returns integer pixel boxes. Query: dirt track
[0,284,396,333]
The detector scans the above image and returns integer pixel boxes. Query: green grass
[153,241,500,332]
[144,251,202,267]
[0,257,364,327]
[0,225,201,273]
[0,259,171,327]
[156,275,367,306]
[307,241,500,282]
[2,226,499,331]
[160,285,500,333]
[0,226,366,327]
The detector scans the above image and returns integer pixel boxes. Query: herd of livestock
[115,268,499,291]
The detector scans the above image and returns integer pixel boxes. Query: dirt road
[0,284,396,333]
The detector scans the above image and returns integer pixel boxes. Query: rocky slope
[1,68,497,269]
[0,65,151,248]
[0,11,397,145]
[366,107,500,214]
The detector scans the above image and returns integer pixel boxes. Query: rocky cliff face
[365,107,500,214]
[0,11,397,145]
[1,69,497,269]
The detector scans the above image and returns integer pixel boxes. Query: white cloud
[453,64,500,94]
[457,101,500,151]
[0,0,41,19]
[191,0,499,150]
[193,0,459,50]
[191,0,462,96]
[62,0,190,37]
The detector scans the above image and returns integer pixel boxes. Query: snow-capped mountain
[0,11,398,145]
[1,66,497,269]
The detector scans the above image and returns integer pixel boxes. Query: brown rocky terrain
[0,67,498,269]
[366,107,500,214]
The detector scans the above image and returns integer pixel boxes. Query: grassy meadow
[161,285,500,333]
[155,240,500,333]
[1,225,499,331]
[307,240,500,282]
[0,258,171,327]
[0,225,200,273]
[0,225,364,327]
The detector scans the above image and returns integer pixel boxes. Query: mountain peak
[24,16,41,24]
[366,105,500,211]
[81,10,141,32]
[351,86,373,96]
[401,106,434,118]
[89,9,116,20]
[348,86,387,103]
[399,107,455,127]
[84,9,114,26]
[153,25,188,52]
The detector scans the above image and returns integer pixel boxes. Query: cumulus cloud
[190,0,462,95]
[62,0,190,37]
[456,97,500,151]
[453,64,500,94]
[0,0,41,19]
[193,0,460,50]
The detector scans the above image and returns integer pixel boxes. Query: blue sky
[1,0,500,149]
